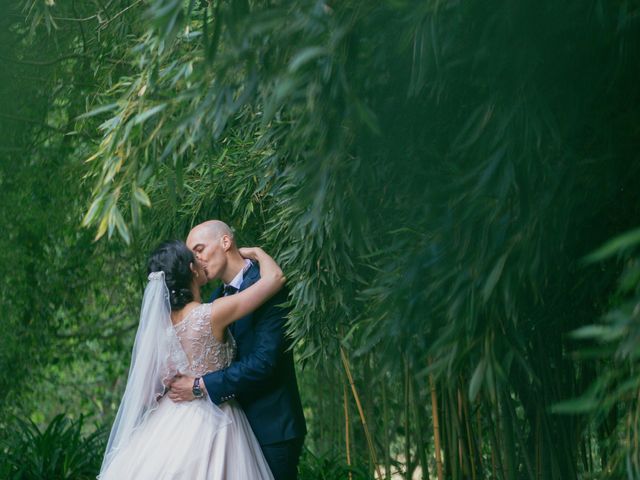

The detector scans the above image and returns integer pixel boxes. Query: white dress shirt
[224,259,253,294]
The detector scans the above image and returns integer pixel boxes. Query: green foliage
[0,414,106,479]
[298,448,371,480]
[2,0,640,479]
[555,228,640,478]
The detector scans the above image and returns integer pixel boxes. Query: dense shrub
[0,414,105,480]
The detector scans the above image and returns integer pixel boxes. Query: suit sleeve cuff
[202,370,236,405]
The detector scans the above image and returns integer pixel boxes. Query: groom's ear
[221,234,232,252]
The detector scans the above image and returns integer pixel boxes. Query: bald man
[169,221,306,480]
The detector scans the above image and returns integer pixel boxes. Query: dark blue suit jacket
[202,262,306,446]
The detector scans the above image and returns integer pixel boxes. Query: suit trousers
[260,437,304,480]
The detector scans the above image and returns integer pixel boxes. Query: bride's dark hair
[147,240,195,310]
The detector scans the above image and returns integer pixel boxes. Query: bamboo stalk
[586,424,593,475]
[489,371,508,480]
[536,408,541,480]
[460,384,477,480]
[447,387,460,480]
[487,401,504,480]
[505,393,535,480]
[633,388,640,477]
[410,374,430,480]
[364,356,375,476]
[457,387,470,477]
[490,439,497,480]
[340,346,383,480]
[319,366,325,452]
[499,391,516,480]
[428,359,444,480]
[382,378,391,480]
[404,358,411,480]
[343,382,353,480]
[336,368,344,456]
[476,405,485,477]
[457,388,463,469]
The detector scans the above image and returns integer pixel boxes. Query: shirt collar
[225,259,252,290]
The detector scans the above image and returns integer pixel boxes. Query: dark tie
[223,285,238,296]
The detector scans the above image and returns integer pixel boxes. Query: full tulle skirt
[98,396,273,480]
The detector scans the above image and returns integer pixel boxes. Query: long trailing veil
[99,271,229,477]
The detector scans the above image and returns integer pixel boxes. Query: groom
[168,220,306,480]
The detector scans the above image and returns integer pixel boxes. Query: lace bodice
[172,303,236,377]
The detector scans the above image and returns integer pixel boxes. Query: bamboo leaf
[113,208,131,244]
[76,103,120,120]
[94,215,108,241]
[551,397,599,414]
[571,324,626,342]
[132,104,167,125]
[482,252,508,302]
[133,187,152,207]
[288,47,328,73]
[469,358,486,401]
[82,195,104,227]
[583,226,640,263]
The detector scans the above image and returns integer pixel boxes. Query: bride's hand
[238,247,264,261]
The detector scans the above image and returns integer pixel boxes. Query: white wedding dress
[99,303,274,480]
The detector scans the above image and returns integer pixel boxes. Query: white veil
[98,271,196,476]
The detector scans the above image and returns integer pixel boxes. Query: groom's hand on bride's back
[166,373,205,402]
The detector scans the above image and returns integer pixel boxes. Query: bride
[98,240,283,479]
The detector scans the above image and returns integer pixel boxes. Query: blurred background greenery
[1,0,640,478]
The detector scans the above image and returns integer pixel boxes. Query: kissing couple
[98,220,307,480]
